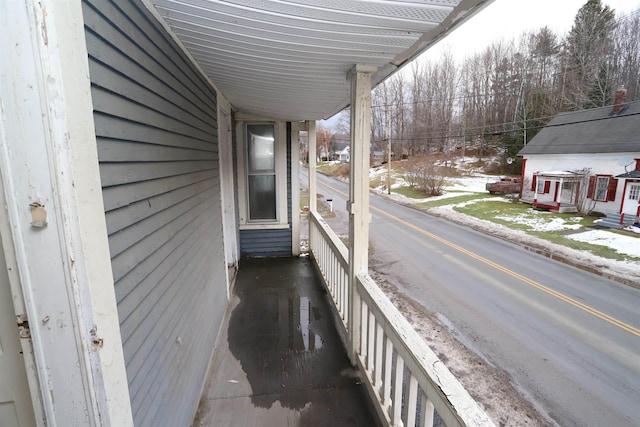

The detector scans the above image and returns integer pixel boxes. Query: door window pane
[248,175,276,220]
[246,123,277,221]
[247,125,275,172]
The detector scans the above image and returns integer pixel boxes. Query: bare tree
[316,125,331,161]
[403,156,446,196]
[612,7,640,100]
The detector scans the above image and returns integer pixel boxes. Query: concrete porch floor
[192,256,380,427]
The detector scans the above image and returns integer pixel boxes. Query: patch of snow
[567,230,640,258]
[446,176,493,192]
[391,177,408,189]
[494,213,583,232]
[370,166,388,176]
[624,225,640,234]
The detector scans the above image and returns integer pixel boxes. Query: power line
[331,108,640,144]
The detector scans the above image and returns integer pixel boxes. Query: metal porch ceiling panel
[149,0,492,120]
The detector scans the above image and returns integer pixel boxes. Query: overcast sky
[421,0,640,61]
[320,0,639,127]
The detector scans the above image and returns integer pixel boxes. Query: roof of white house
[519,100,640,156]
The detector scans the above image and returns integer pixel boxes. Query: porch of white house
[531,172,584,213]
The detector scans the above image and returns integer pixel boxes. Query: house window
[594,176,609,201]
[246,124,276,221]
[536,179,545,193]
[629,184,640,201]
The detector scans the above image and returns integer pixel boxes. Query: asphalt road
[302,168,640,427]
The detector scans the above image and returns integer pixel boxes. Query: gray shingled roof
[518,100,640,155]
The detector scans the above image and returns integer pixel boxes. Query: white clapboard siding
[83,0,226,425]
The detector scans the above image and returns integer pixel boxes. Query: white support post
[347,64,377,364]
[0,1,133,425]
[291,122,302,256]
[308,121,318,212]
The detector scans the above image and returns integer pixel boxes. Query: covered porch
[193,256,380,426]
[532,171,585,213]
[196,222,495,427]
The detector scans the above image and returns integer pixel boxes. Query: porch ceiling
[148,0,493,121]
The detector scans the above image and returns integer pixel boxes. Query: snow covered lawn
[567,230,640,258]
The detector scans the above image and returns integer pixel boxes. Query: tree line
[354,0,640,174]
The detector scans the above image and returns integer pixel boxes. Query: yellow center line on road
[316,179,640,337]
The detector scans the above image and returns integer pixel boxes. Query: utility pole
[387,108,391,195]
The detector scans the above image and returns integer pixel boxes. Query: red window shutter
[587,176,596,198]
[607,177,618,201]
[531,175,537,191]
[543,181,551,194]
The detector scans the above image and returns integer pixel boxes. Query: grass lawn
[392,186,429,199]
[300,188,335,218]
[414,192,494,209]
[452,198,639,262]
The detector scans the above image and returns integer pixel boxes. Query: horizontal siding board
[111,195,213,283]
[132,245,224,424]
[98,139,216,163]
[87,46,217,133]
[91,87,215,143]
[95,114,217,153]
[105,178,218,234]
[84,0,216,117]
[108,0,218,107]
[84,0,226,424]
[122,217,217,380]
[102,169,215,212]
[115,200,218,329]
[99,159,215,187]
[240,229,292,256]
[108,186,216,257]
[110,0,218,108]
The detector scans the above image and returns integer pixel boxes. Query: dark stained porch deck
[192,256,380,426]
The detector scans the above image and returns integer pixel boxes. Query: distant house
[371,150,385,166]
[333,142,350,163]
[518,92,640,223]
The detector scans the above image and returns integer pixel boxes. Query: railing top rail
[356,273,497,427]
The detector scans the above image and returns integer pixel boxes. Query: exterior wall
[83,0,227,425]
[522,152,638,214]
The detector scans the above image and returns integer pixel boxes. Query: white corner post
[291,122,302,256]
[0,1,133,425]
[308,121,317,212]
[347,65,377,365]
[217,96,239,296]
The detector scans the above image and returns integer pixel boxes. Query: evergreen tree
[563,0,616,109]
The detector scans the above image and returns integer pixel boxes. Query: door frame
[0,1,133,425]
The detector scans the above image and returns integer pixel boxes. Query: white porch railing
[309,211,496,427]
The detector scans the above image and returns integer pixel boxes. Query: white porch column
[558,177,564,206]
[347,65,377,364]
[308,121,318,212]
[0,1,133,425]
[291,122,303,256]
